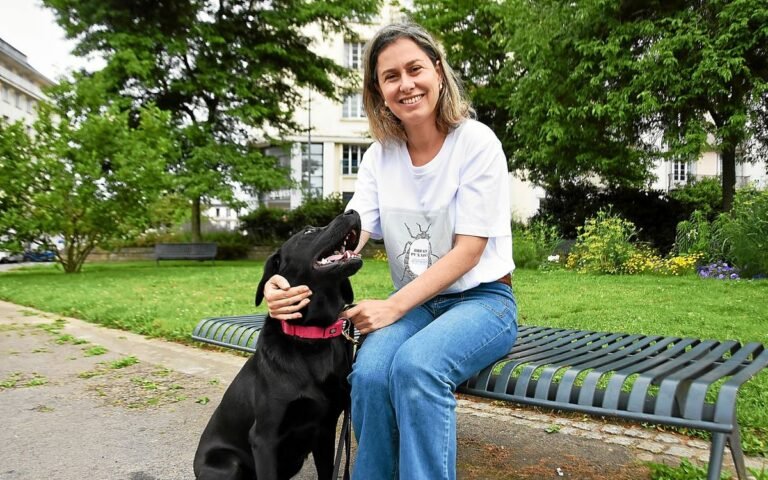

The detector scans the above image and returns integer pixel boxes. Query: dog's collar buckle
[280,318,346,340]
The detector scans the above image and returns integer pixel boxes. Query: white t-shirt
[347,119,514,294]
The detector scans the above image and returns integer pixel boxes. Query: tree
[0,81,174,273]
[412,0,768,211]
[43,0,380,240]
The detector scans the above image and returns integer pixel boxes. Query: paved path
[0,300,764,479]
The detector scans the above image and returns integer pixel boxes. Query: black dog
[194,210,363,480]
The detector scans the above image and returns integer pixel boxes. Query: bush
[668,177,723,220]
[512,220,561,269]
[241,207,292,245]
[713,187,768,278]
[241,194,347,245]
[202,230,252,260]
[566,209,637,274]
[624,245,702,276]
[534,182,691,253]
[673,210,719,262]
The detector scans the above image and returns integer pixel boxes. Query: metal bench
[154,243,217,265]
[191,314,768,480]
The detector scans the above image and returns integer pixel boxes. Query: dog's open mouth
[315,228,361,267]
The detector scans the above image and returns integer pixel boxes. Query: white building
[0,37,53,126]
[650,151,767,192]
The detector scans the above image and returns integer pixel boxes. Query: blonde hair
[362,23,474,144]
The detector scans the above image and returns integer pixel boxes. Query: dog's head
[255,210,363,327]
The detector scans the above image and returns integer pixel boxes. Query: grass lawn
[1,259,766,455]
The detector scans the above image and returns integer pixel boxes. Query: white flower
[547,255,560,262]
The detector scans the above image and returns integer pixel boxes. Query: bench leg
[707,433,726,480]
[727,429,748,480]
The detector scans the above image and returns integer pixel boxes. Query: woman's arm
[344,233,487,334]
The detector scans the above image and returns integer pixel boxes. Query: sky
[0,0,94,80]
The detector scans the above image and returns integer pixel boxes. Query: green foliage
[713,187,768,278]
[0,85,174,273]
[566,209,637,274]
[42,0,381,239]
[512,220,561,269]
[674,210,720,261]
[675,188,768,278]
[242,194,347,245]
[409,0,768,210]
[648,459,730,480]
[668,178,723,220]
[532,182,690,253]
[200,230,252,260]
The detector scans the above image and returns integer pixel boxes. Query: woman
[263,23,517,480]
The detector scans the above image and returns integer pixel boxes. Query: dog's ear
[255,250,281,306]
[340,278,354,305]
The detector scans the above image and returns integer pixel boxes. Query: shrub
[512,220,561,269]
[624,245,701,276]
[241,207,292,245]
[673,210,720,262]
[534,182,691,253]
[565,209,637,274]
[668,177,723,220]
[712,187,768,278]
[202,230,252,260]
[241,193,347,245]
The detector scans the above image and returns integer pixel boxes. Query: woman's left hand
[342,300,401,335]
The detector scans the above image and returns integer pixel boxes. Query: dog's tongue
[325,250,356,262]
[326,253,344,262]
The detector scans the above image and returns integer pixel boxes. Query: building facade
[650,152,767,193]
[0,37,54,126]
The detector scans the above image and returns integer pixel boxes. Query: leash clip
[339,318,358,346]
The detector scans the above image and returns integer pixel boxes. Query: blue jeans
[349,281,518,480]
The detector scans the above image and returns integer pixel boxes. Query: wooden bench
[154,243,217,265]
[191,314,768,480]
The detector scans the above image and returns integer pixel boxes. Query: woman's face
[375,38,442,131]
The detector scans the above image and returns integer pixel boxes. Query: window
[302,142,324,198]
[0,84,7,102]
[342,93,365,118]
[672,160,688,183]
[14,90,20,109]
[342,144,365,175]
[344,42,365,69]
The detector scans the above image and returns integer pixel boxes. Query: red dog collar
[280,318,345,340]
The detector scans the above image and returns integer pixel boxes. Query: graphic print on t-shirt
[381,207,452,290]
[396,222,440,281]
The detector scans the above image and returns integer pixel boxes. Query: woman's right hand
[263,274,312,320]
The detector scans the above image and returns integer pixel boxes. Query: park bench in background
[154,243,217,265]
[191,314,768,480]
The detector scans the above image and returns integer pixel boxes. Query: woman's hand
[263,274,312,321]
[343,299,402,335]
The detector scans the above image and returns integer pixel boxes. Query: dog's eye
[303,227,317,235]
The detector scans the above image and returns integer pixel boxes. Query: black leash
[332,309,358,480]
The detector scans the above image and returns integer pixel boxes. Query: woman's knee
[350,353,392,398]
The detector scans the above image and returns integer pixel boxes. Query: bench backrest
[154,243,218,260]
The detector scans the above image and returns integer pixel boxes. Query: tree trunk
[191,196,202,242]
[720,144,737,212]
